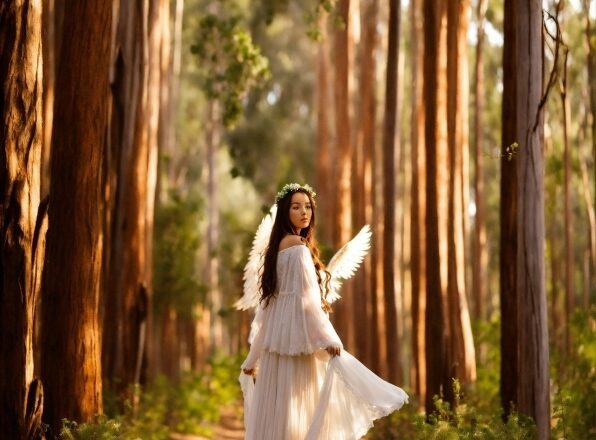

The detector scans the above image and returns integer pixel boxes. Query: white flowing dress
[239,245,408,440]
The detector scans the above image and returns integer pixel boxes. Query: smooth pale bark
[515,1,550,436]
[381,0,402,386]
[351,0,378,368]
[500,0,518,418]
[40,0,111,430]
[409,0,426,407]
[446,0,476,385]
[559,42,574,354]
[423,0,446,413]
[0,2,46,437]
[579,140,596,301]
[472,0,488,320]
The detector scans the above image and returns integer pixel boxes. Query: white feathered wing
[324,225,372,303]
[235,205,371,310]
[234,204,277,310]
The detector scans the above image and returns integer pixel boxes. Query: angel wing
[234,204,277,310]
[324,225,372,303]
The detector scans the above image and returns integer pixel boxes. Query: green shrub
[60,352,244,439]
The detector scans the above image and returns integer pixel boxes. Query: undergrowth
[60,308,595,439]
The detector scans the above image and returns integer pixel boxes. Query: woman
[240,183,408,439]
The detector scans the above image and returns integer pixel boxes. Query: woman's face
[288,192,312,233]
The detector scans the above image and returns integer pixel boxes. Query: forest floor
[169,406,244,440]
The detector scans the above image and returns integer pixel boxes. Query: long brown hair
[260,189,331,308]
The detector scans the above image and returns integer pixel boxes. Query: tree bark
[0,2,46,437]
[559,38,574,353]
[40,0,111,430]
[472,0,488,320]
[500,0,518,418]
[381,0,402,386]
[103,0,161,394]
[423,0,446,413]
[446,0,476,386]
[582,0,595,210]
[206,100,223,351]
[316,13,332,246]
[515,1,550,436]
[409,0,426,407]
[351,0,378,368]
[332,0,354,350]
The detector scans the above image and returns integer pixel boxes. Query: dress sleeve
[296,247,343,351]
[241,245,343,361]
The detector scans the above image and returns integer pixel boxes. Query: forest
[1,0,595,439]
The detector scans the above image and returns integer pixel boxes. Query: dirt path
[169,404,245,440]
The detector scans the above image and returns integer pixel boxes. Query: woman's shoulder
[278,235,306,253]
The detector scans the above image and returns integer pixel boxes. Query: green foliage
[60,353,245,440]
[153,192,203,318]
[368,381,536,439]
[552,307,596,439]
[191,5,270,126]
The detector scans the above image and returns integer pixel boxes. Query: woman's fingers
[326,346,340,357]
[243,368,255,376]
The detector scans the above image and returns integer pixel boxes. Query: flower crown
[275,183,317,204]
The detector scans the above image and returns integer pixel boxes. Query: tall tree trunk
[316,13,333,246]
[332,0,354,349]
[142,0,167,382]
[381,0,402,386]
[500,0,518,418]
[103,0,152,397]
[583,1,595,209]
[579,135,596,303]
[351,0,378,367]
[515,1,550,436]
[371,136,386,376]
[0,2,46,437]
[409,0,426,407]
[559,39,574,353]
[40,0,111,430]
[423,0,446,413]
[446,0,476,386]
[206,100,223,351]
[333,0,353,250]
[472,0,488,320]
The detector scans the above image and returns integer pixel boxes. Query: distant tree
[382,0,402,386]
[446,0,476,386]
[351,0,378,369]
[423,0,447,414]
[40,0,111,430]
[472,0,488,320]
[409,0,427,406]
[0,1,46,437]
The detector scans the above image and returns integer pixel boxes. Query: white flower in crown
[275,183,317,204]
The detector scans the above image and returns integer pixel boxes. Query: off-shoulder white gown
[239,245,408,440]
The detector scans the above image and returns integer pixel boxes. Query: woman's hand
[243,367,256,376]
[326,346,341,357]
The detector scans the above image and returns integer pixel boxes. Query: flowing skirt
[240,350,408,440]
